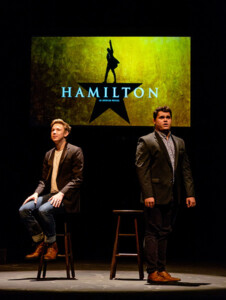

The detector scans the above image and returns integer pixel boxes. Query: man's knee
[19,205,29,218]
[38,203,53,216]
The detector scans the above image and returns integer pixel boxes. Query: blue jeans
[19,193,65,243]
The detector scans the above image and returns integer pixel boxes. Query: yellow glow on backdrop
[31,37,190,126]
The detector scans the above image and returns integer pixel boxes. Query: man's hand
[145,197,155,208]
[23,192,38,205]
[49,192,64,208]
[186,197,196,208]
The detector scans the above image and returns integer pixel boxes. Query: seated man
[19,119,84,260]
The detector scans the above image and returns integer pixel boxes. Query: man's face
[51,123,68,144]
[154,111,172,132]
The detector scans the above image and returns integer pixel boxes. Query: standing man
[19,119,84,261]
[135,106,196,283]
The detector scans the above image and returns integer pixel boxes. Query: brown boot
[147,271,169,283]
[44,242,58,261]
[158,271,181,282]
[25,241,45,260]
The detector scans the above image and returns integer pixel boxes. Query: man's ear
[64,131,69,138]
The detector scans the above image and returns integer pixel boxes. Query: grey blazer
[35,143,84,213]
[135,131,195,205]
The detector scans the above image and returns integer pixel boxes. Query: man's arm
[109,40,113,52]
[135,138,155,206]
[35,152,51,196]
[181,141,196,208]
[60,147,84,195]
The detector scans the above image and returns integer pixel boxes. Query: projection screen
[30,36,191,126]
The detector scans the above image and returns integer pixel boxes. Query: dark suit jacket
[135,131,195,205]
[35,143,84,213]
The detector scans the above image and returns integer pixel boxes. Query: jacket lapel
[172,135,179,170]
[46,149,55,180]
[58,143,69,173]
[48,148,55,166]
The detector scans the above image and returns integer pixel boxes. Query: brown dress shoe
[25,241,45,260]
[44,242,58,261]
[147,271,169,283]
[158,271,181,282]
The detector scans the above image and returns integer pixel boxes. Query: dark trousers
[144,201,178,273]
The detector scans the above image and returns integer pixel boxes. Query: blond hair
[51,119,71,133]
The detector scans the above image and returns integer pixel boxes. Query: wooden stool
[110,210,144,280]
[37,221,75,279]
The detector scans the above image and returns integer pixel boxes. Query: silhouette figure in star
[103,40,120,83]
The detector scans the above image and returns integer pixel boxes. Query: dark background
[1,0,226,265]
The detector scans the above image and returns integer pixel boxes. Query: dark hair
[153,106,172,120]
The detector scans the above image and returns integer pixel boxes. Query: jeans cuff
[44,235,56,244]
[32,232,44,243]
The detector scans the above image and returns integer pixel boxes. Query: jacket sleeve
[181,141,195,197]
[60,147,84,195]
[34,152,51,195]
[135,138,154,199]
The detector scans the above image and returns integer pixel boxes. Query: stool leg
[110,215,120,279]
[37,244,47,280]
[37,257,43,279]
[43,261,47,278]
[134,217,144,280]
[68,233,75,279]
[64,223,70,279]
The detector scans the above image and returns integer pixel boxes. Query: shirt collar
[155,129,172,140]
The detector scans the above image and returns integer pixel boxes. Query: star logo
[78,83,142,123]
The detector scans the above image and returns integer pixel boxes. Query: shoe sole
[44,257,57,261]
[147,280,169,284]
[25,256,40,261]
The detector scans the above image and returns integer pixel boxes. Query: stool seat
[110,210,144,280]
[113,210,144,214]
